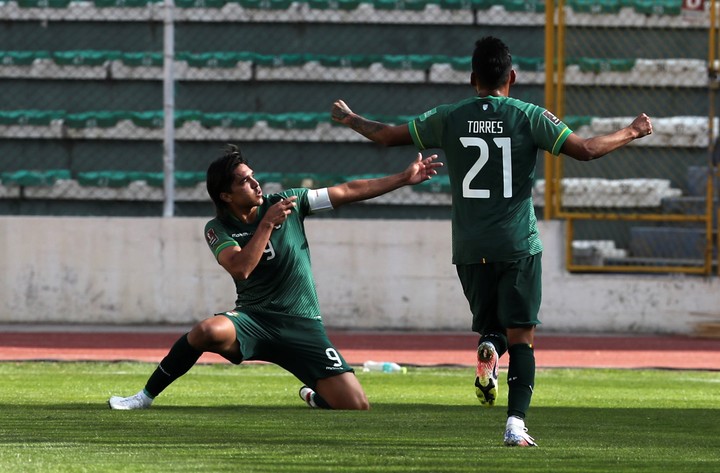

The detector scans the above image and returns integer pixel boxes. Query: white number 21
[459,137,512,199]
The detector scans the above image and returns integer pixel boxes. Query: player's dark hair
[471,36,513,90]
[206,144,248,219]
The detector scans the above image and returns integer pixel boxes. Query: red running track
[0,327,718,370]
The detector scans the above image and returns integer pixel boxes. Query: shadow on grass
[3,404,719,473]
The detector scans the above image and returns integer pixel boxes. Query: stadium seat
[52,50,121,66]
[93,0,156,7]
[1,169,71,186]
[199,112,258,128]
[632,0,681,16]
[64,111,130,129]
[0,109,65,126]
[307,0,362,10]
[17,0,71,8]
[566,0,621,14]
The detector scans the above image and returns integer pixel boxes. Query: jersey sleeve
[204,219,237,260]
[408,105,448,151]
[530,107,573,156]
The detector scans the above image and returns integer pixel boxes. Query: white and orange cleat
[474,341,499,407]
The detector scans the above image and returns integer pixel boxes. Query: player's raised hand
[331,99,354,124]
[629,113,653,139]
[404,153,443,185]
[264,195,297,228]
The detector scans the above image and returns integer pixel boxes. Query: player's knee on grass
[189,317,236,349]
[316,374,370,410]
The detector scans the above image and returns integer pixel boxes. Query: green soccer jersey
[408,95,572,264]
[203,188,322,320]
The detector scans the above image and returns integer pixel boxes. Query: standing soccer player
[108,145,441,411]
[331,36,653,445]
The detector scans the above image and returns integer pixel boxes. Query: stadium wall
[1,216,717,335]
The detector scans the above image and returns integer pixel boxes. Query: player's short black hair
[471,36,513,90]
[206,144,248,218]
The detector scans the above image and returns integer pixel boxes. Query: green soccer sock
[506,343,536,419]
[144,333,202,398]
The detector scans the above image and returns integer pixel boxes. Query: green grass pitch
[0,362,718,472]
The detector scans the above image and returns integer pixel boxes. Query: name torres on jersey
[467,120,504,134]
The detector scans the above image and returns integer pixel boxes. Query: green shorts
[455,253,542,335]
[217,310,353,390]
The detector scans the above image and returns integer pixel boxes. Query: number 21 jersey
[408,95,572,264]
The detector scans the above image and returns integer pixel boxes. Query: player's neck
[476,88,509,98]
[232,205,258,224]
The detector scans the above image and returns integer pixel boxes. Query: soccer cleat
[504,416,538,447]
[474,341,498,407]
[299,385,318,408]
[108,390,153,410]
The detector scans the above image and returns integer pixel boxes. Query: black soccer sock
[479,332,508,358]
[144,333,202,398]
[311,392,332,409]
[506,343,536,419]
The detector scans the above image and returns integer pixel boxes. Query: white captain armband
[307,187,333,213]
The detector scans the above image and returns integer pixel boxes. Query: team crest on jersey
[205,228,219,246]
[542,110,562,125]
[482,103,489,111]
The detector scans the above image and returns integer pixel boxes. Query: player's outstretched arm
[561,113,653,162]
[327,153,442,207]
[332,99,413,146]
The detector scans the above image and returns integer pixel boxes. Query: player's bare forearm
[345,115,388,140]
[563,113,653,161]
[327,154,441,207]
[332,99,413,146]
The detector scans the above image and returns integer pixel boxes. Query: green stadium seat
[119,52,164,67]
[563,115,593,130]
[514,56,544,71]
[316,54,380,68]
[181,51,255,68]
[253,53,312,68]
[93,0,157,7]
[233,0,294,9]
[130,111,164,128]
[175,0,227,7]
[448,56,471,71]
[307,0,362,10]
[501,0,545,12]
[0,110,64,126]
[199,112,258,128]
[17,0,72,8]
[0,51,50,65]
[576,57,635,73]
[1,169,71,187]
[380,55,436,70]
[438,0,492,10]
[140,171,205,187]
[567,0,621,13]
[372,0,428,10]
[52,50,121,66]
[413,174,451,193]
[175,110,203,127]
[632,0,681,15]
[77,171,135,187]
[64,111,130,129]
